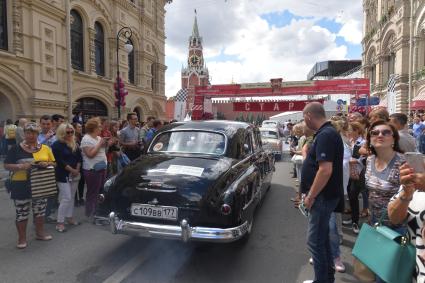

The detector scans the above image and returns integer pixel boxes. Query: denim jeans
[307,195,340,283]
[328,212,340,259]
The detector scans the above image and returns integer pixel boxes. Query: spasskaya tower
[181,12,210,115]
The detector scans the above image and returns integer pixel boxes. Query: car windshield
[260,130,278,139]
[149,131,226,155]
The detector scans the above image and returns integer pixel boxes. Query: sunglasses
[66,130,75,135]
[370,129,393,137]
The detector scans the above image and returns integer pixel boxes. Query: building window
[70,10,84,71]
[128,39,135,84]
[73,97,108,121]
[388,53,395,76]
[0,0,7,50]
[151,63,155,90]
[371,64,376,86]
[94,22,105,76]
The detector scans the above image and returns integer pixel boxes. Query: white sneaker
[303,281,314,283]
[334,257,346,273]
[352,223,360,234]
[309,257,313,265]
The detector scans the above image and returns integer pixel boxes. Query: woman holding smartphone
[388,160,425,283]
[80,118,112,221]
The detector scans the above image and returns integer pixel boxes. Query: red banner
[196,78,370,97]
[233,100,323,112]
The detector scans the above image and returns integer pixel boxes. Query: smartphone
[298,197,310,217]
[405,152,425,173]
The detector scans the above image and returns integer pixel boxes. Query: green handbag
[352,222,416,283]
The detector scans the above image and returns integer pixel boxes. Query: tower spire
[192,10,200,37]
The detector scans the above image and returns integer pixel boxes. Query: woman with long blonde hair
[51,123,82,232]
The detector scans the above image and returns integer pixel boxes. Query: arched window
[70,10,84,71]
[0,0,7,50]
[128,39,135,84]
[94,22,105,76]
[73,97,108,121]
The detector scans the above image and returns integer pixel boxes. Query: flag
[387,74,399,114]
[387,74,398,93]
[174,88,188,102]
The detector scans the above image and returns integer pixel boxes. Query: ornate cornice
[31,98,68,109]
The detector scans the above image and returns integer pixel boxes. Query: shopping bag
[29,166,57,199]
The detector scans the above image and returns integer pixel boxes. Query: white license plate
[131,204,178,220]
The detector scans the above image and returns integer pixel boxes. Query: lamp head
[124,41,133,53]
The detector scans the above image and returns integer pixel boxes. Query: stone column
[108,38,116,79]
[12,0,23,54]
[413,36,422,73]
[88,27,96,75]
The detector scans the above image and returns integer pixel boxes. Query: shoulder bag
[291,154,303,165]
[29,166,57,199]
[352,210,416,283]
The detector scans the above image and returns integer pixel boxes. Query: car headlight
[104,175,117,193]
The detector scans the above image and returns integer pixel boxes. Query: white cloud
[338,19,363,44]
[164,0,362,97]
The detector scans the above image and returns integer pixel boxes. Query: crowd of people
[2,106,425,282]
[287,104,425,283]
[1,112,168,249]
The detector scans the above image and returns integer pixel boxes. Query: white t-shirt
[80,134,107,170]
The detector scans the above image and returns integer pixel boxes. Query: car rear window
[149,131,226,155]
[260,130,278,139]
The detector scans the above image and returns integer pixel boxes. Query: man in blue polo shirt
[413,116,425,138]
[300,102,344,283]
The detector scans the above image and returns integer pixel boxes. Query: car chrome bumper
[108,212,249,243]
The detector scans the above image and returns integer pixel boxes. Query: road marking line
[102,249,152,283]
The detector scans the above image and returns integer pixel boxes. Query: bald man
[300,102,344,283]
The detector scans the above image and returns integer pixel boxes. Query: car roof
[159,120,253,134]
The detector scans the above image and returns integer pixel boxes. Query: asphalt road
[0,161,360,283]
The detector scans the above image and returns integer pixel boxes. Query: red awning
[411,92,425,110]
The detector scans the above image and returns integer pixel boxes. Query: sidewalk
[0,159,7,189]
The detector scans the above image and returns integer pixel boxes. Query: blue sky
[165,1,363,97]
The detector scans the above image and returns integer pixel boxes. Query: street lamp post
[116,27,133,119]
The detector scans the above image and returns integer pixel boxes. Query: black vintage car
[97,121,275,243]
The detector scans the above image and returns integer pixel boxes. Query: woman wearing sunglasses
[365,120,406,282]
[366,120,405,226]
[51,123,82,232]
